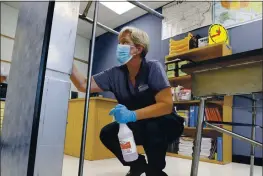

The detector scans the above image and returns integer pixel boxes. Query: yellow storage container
[169,33,193,55]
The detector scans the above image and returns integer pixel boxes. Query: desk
[182,48,263,176]
[64,97,118,160]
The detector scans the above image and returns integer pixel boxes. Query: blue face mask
[116,44,135,65]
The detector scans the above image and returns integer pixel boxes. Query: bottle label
[119,137,136,155]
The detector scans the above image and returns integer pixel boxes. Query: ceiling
[3,1,170,39]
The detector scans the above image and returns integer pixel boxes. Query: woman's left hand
[109,104,137,124]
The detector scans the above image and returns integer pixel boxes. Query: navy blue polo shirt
[93,59,170,111]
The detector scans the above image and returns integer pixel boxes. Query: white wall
[1,3,18,38]
[0,3,89,98]
[71,35,89,98]
[74,35,90,62]
[1,3,17,65]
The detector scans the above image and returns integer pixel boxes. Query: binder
[189,106,195,127]
[217,137,223,161]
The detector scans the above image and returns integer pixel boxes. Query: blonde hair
[118,26,150,57]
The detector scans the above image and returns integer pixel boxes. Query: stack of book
[173,105,223,161]
[188,106,222,127]
[200,138,212,159]
[204,107,223,160]
[205,107,222,122]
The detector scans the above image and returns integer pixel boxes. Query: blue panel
[228,20,263,54]
[232,94,263,157]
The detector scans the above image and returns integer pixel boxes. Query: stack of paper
[178,137,194,156]
[178,137,212,158]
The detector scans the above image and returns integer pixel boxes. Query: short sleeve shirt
[93,59,170,110]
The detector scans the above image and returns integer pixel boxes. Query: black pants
[100,114,184,173]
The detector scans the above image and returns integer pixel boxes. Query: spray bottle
[118,123,138,162]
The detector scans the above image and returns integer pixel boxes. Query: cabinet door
[92,100,117,160]
[64,101,84,157]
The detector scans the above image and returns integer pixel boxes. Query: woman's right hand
[70,64,102,93]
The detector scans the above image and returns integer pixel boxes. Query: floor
[62,155,262,176]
